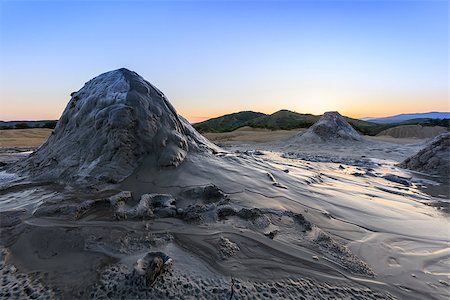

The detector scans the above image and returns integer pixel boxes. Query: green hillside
[193,111,266,133]
[193,109,450,136]
[246,110,319,130]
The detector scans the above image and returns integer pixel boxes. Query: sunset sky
[0,0,448,123]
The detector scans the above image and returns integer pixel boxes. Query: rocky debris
[33,187,230,223]
[383,174,411,186]
[399,133,449,178]
[180,204,217,223]
[312,230,375,277]
[237,208,264,221]
[216,205,237,220]
[190,204,313,234]
[134,252,173,286]
[292,111,362,143]
[108,191,132,206]
[144,194,177,218]
[237,208,271,228]
[180,184,229,204]
[218,237,240,259]
[288,212,312,231]
[73,199,114,220]
[264,230,279,239]
[115,194,177,220]
[11,68,218,185]
[266,172,287,189]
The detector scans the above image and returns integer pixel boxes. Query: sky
[0,0,448,123]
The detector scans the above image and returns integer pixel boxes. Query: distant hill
[246,110,319,130]
[194,109,385,135]
[193,111,266,133]
[193,110,450,136]
[363,112,450,124]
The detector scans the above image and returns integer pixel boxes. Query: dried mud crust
[89,264,395,300]
[0,249,57,300]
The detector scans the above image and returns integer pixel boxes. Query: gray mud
[1,70,449,300]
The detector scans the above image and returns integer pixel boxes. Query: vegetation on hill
[246,110,318,130]
[398,118,450,128]
[193,110,450,136]
[0,120,57,130]
[193,111,266,133]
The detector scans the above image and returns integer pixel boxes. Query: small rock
[438,280,450,287]
[264,230,279,239]
[108,191,132,207]
[134,252,173,286]
[382,174,411,186]
[218,237,240,259]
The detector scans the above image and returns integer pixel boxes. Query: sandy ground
[376,125,447,139]
[364,135,432,145]
[202,126,435,146]
[0,128,449,300]
[203,126,303,143]
[0,129,52,148]
[0,127,435,149]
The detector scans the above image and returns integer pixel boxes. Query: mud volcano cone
[13,68,216,184]
[295,111,362,143]
[399,132,449,177]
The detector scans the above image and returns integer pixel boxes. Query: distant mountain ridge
[362,112,450,124]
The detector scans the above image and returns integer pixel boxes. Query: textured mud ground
[1,146,449,299]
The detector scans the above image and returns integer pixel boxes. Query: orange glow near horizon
[1,76,448,123]
[1,94,449,123]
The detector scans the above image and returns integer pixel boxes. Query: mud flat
[0,69,449,300]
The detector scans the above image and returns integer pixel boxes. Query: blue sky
[0,0,448,121]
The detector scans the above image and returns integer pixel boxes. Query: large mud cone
[12,68,217,184]
[399,132,449,178]
[294,111,362,143]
